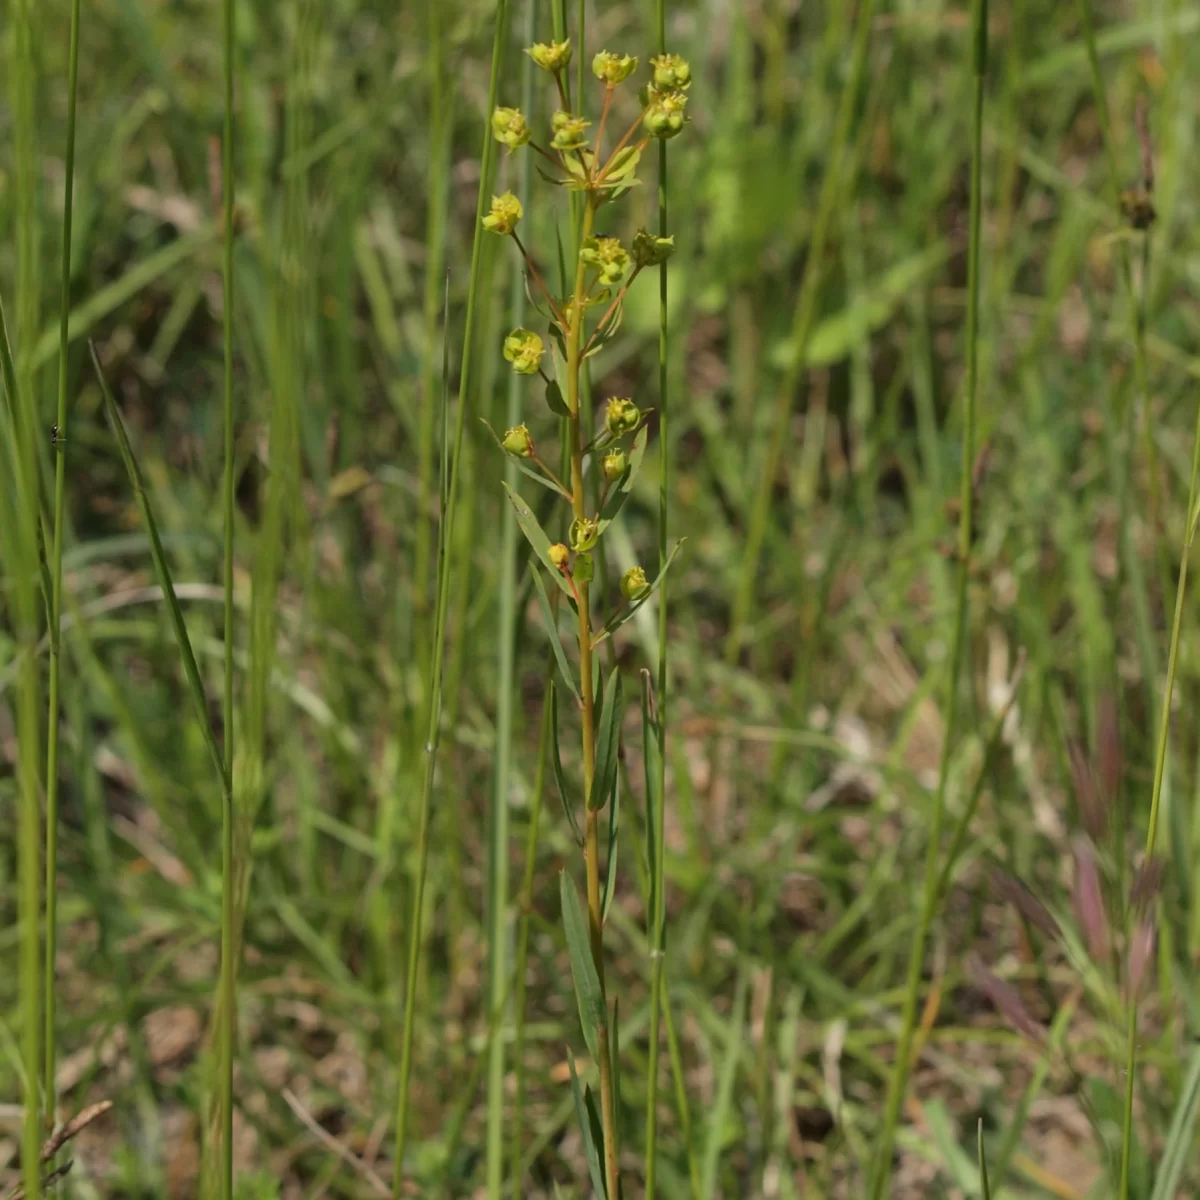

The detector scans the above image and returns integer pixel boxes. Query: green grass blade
[90,344,229,795]
[393,0,511,1188]
[700,967,748,1199]
[219,0,238,1191]
[487,3,540,1189]
[1149,1045,1200,1200]
[868,1,988,1193]
[978,1119,992,1200]
[43,0,83,1136]
[531,565,582,705]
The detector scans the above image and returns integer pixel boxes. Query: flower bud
[580,236,629,286]
[650,53,691,90]
[502,327,545,375]
[621,566,649,601]
[527,39,572,73]
[482,191,523,236]
[642,89,688,139]
[548,542,571,570]
[501,423,534,457]
[551,110,591,152]
[569,515,599,553]
[492,107,532,151]
[602,449,628,481]
[592,51,638,85]
[632,229,676,269]
[605,396,640,436]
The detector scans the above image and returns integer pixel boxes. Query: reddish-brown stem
[594,122,649,186]
[513,234,566,326]
[529,140,566,170]
[593,86,615,166]
[582,269,641,357]
[531,453,571,498]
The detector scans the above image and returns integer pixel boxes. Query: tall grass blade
[867,1,988,1194]
[43,0,83,1137]
[393,0,513,1157]
[1149,1045,1200,1200]
[723,0,876,665]
[219,0,238,1187]
[487,2,539,1190]
[700,967,748,1199]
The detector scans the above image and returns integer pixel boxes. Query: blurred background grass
[4,0,1200,1195]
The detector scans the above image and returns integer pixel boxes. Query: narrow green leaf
[1150,1046,1200,1200]
[91,344,227,793]
[593,540,685,648]
[599,425,649,530]
[503,481,575,601]
[551,686,584,846]
[545,378,569,417]
[590,668,623,812]
[700,966,748,1199]
[978,1119,991,1200]
[641,673,662,936]
[602,776,621,923]
[531,566,581,705]
[480,420,571,498]
[560,869,604,1061]
[602,144,642,184]
[584,1084,608,1186]
[567,1049,607,1200]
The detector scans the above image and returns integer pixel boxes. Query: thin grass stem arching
[867,0,988,1193]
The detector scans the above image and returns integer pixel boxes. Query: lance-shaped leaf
[592,539,685,648]
[567,1049,607,1199]
[480,420,571,499]
[503,481,576,602]
[602,776,621,923]
[531,566,581,706]
[551,686,583,846]
[590,667,623,812]
[561,870,604,1060]
[597,424,649,533]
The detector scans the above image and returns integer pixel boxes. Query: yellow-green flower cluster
[605,397,640,436]
[570,516,600,553]
[632,229,676,268]
[551,110,591,152]
[650,53,691,90]
[501,424,534,457]
[642,87,689,139]
[620,566,649,601]
[482,192,523,236]
[592,50,638,85]
[580,237,630,286]
[602,449,628,482]
[503,328,545,375]
[492,107,531,151]
[527,39,572,72]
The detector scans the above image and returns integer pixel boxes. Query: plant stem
[220,0,238,1189]
[43,0,82,1138]
[487,3,538,1192]
[646,0,671,1191]
[567,192,621,1200]
[415,0,449,656]
[393,2,511,1190]
[867,1,987,1194]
